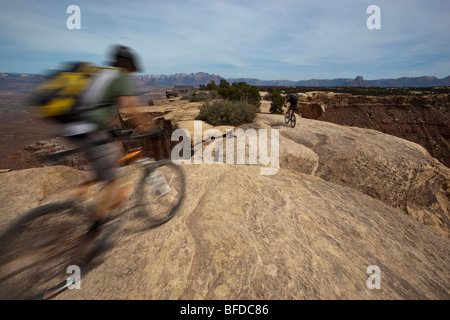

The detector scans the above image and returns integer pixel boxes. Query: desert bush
[180,90,194,100]
[219,79,230,88]
[268,91,285,114]
[206,80,219,91]
[165,90,180,99]
[218,82,261,108]
[210,89,220,99]
[196,100,258,126]
[189,91,212,102]
[181,90,219,102]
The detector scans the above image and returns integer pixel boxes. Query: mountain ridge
[226,75,450,87]
[2,72,450,88]
[134,73,450,87]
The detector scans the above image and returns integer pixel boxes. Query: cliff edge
[0,97,449,299]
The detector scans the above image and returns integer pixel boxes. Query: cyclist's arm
[117,95,140,111]
[117,95,145,119]
[117,96,154,131]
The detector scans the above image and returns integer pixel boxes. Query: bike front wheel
[131,159,186,231]
[0,201,101,300]
[291,113,296,128]
[285,111,290,124]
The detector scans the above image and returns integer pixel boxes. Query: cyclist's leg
[69,130,122,224]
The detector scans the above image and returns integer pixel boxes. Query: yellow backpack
[30,62,107,123]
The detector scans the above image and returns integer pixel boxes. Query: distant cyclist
[64,45,144,239]
[284,94,298,115]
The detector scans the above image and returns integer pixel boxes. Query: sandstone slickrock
[314,93,450,168]
[254,113,450,238]
[0,164,448,299]
[299,102,326,119]
[0,166,90,227]
[0,99,449,300]
[125,98,450,238]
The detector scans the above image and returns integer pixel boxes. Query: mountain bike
[0,128,185,300]
[285,108,296,128]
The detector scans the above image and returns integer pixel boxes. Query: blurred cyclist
[65,45,144,239]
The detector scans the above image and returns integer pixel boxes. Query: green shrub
[219,79,230,88]
[181,90,219,102]
[189,91,211,102]
[206,80,219,91]
[180,90,193,100]
[268,91,285,114]
[196,100,258,126]
[209,89,220,99]
[218,82,261,108]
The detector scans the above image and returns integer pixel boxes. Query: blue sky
[0,0,449,80]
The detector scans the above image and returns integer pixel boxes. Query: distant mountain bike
[285,108,296,128]
[0,128,185,300]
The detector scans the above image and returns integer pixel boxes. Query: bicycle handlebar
[127,128,165,140]
[41,128,165,161]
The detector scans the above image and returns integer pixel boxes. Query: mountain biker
[284,94,298,115]
[65,45,145,239]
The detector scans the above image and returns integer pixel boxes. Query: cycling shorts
[69,129,120,182]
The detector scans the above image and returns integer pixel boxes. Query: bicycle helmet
[109,45,142,73]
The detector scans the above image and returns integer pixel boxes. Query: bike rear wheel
[0,201,100,300]
[130,159,185,231]
[285,111,290,124]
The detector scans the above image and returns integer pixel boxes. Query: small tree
[196,100,258,126]
[219,79,230,89]
[218,82,261,109]
[206,80,219,91]
[268,91,285,114]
